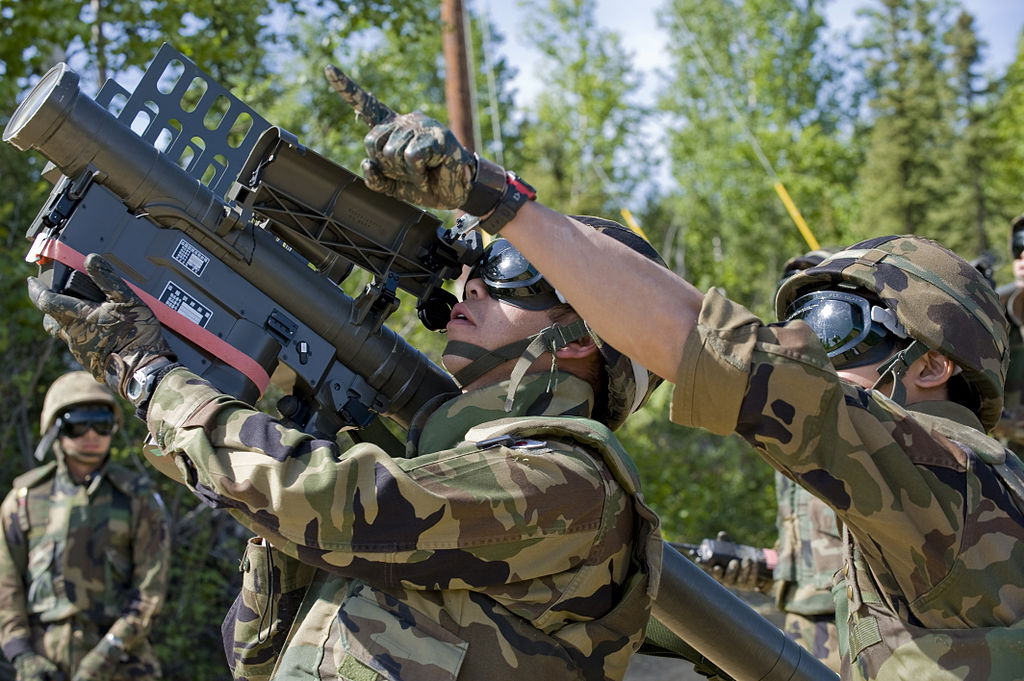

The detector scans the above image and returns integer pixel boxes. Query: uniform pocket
[331,584,468,681]
[807,499,843,590]
[25,539,57,613]
[228,538,318,680]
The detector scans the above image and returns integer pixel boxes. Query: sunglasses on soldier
[466,238,565,311]
[785,290,909,370]
[60,407,116,438]
[1013,230,1024,260]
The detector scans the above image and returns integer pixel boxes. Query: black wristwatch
[476,173,537,234]
[126,357,178,415]
[460,155,508,217]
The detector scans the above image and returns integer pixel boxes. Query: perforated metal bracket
[95,43,271,199]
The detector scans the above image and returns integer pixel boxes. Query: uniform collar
[416,372,595,454]
[906,399,985,433]
[55,445,111,492]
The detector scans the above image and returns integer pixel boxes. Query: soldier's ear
[911,350,955,390]
[555,334,597,360]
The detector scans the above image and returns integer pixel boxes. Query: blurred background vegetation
[2,0,1023,677]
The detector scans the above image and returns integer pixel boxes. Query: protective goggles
[785,290,908,369]
[60,407,116,438]
[466,238,564,310]
[1013,230,1024,260]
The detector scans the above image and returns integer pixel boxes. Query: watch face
[127,377,144,401]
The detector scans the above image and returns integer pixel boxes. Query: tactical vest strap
[16,488,30,536]
[848,616,882,660]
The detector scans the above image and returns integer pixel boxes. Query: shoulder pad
[465,415,641,494]
[912,411,1007,464]
[11,461,57,490]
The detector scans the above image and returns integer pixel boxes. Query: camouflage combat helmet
[40,370,122,433]
[781,249,834,278]
[776,248,835,294]
[776,235,1010,431]
[448,216,664,430]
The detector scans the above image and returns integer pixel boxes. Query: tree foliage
[656,0,863,316]
[514,0,647,217]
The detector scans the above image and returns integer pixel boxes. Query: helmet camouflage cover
[776,235,1009,431]
[570,216,666,429]
[40,370,122,433]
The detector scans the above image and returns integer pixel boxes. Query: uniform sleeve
[670,288,975,604]
[144,368,615,589]
[0,489,34,662]
[102,482,171,649]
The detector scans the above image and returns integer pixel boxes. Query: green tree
[853,0,956,238]
[624,0,866,547]
[657,0,862,315]
[513,0,647,217]
[931,9,1017,261]
[989,28,1024,272]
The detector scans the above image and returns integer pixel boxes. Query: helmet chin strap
[871,339,928,405]
[33,424,60,462]
[445,319,590,412]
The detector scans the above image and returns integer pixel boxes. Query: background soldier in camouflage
[993,215,1024,452]
[705,251,842,673]
[0,372,171,681]
[27,220,665,681]
[316,69,1024,681]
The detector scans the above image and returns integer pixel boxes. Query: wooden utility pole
[441,0,476,150]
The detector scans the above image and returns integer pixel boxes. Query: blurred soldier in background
[705,250,842,673]
[993,215,1024,451]
[0,372,170,681]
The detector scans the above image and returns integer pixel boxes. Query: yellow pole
[773,182,819,251]
[619,208,650,241]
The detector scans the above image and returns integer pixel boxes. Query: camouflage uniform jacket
[671,289,1024,680]
[773,473,841,616]
[993,283,1024,449]
[0,448,171,665]
[143,367,662,681]
[773,473,842,671]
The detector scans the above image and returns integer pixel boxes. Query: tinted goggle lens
[1013,231,1024,260]
[786,291,902,369]
[467,239,562,310]
[60,408,115,437]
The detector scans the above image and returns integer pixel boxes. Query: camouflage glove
[70,637,121,681]
[706,532,774,594]
[710,557,764,592]
[13,652,63,681]
[27,253,173,403]
[325,65,474,210]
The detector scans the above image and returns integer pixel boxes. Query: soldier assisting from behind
[27,218,665,680]
[0,372,170,681]
[317,67,1024,680]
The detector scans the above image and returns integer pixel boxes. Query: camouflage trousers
[782,611,841,673]
[30,618,161,680]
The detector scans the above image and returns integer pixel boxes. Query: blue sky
[483,0,1024,106]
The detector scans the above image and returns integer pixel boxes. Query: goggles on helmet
[1013,230,1024,260]
[785,290,908,369]
[60,407,116,438]
[466,238,565,310]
